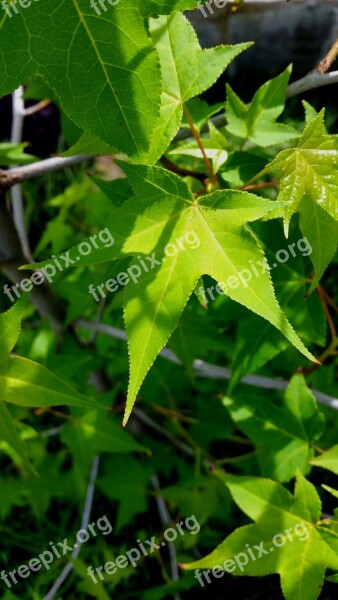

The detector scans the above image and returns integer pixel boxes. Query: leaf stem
[241,179,279,192]
[317,38,338,74]
[183,104,218,186]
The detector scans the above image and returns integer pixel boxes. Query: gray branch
[42,455,100,600]
[75,320,338,411]
[0,155,94,189]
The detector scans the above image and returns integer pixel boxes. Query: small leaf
[226,66,299,146]
[310,445,338,476]
[223,374,325,481]
[147,13,251,162]
[182,471,338,600]
[0,295,28,354]
[0,400,37,475]
[0,355,101,410]
[270,111,338,232]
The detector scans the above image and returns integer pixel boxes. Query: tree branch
[286,69,338,98]
[151,474,180,592]
[75,319,338,412]
[0,195,64,332]
[42,455,100,600]
[0,155,94,190]
[11,87,33,262]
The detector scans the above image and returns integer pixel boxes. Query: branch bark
[75,320,338,412]
[0,155,94,190]
[0,194,64,332]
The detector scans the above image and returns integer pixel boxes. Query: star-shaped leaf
[269,111,338,291]
[182,471,338,600]
[29,164,317,424]
[225,66,299,147]
[269,111,338,226]
[0,0,181,159]
[147,13,251,163]
[223,374,325,482]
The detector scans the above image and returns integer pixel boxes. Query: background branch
[42,455,100,600]
[75,319,338,412]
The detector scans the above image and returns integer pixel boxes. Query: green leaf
[97,456,151,531]
[223,374,325,481]
[302,100,318,125]
[0,143,37,166]
[269,111,338,231]
[182,98,224,132]
[182,471,338,600]
[225,67,299,147]
[229,222,326,386]
[29,163,316,425]
[0,0,161,159]
[170,121,228,173]
[0,400,36,475]
[220,151,266,187]
[298,196,338,293]
[61,410,147,456]
[0,295,28,354]
[60,131,117,158]
[310,445,338,476]
[0,355,101,410]
[140,0,199,15]
[322,485,338,501]
[119,164,316,424]
[147,13,251,163]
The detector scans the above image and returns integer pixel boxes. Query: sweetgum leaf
[270,111,338,229]
[269,111,338,290]
[182,471,338,600]
[0,0,162,159]
[147,13,251,163]
[0,400,37,475]
[225,66,299,147]
[224,374,325,482]
[29,164,317,424]
[0,295,28,354]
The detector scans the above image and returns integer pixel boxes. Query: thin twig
[0,155,95,189]
[42,455,100,600]
[151,474,180,594]
[241,179,279,191]
[11,87,33,262]
[75,319,338,412]
[318,286,337,339]
[320,286,338,314]
[160,157,206,184]
[23,99,52,117]
[317,39,338,74]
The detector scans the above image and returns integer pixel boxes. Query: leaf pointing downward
[23,165,317,425]
[120,165,316,424]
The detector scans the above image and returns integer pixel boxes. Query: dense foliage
[0,2,337,599]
